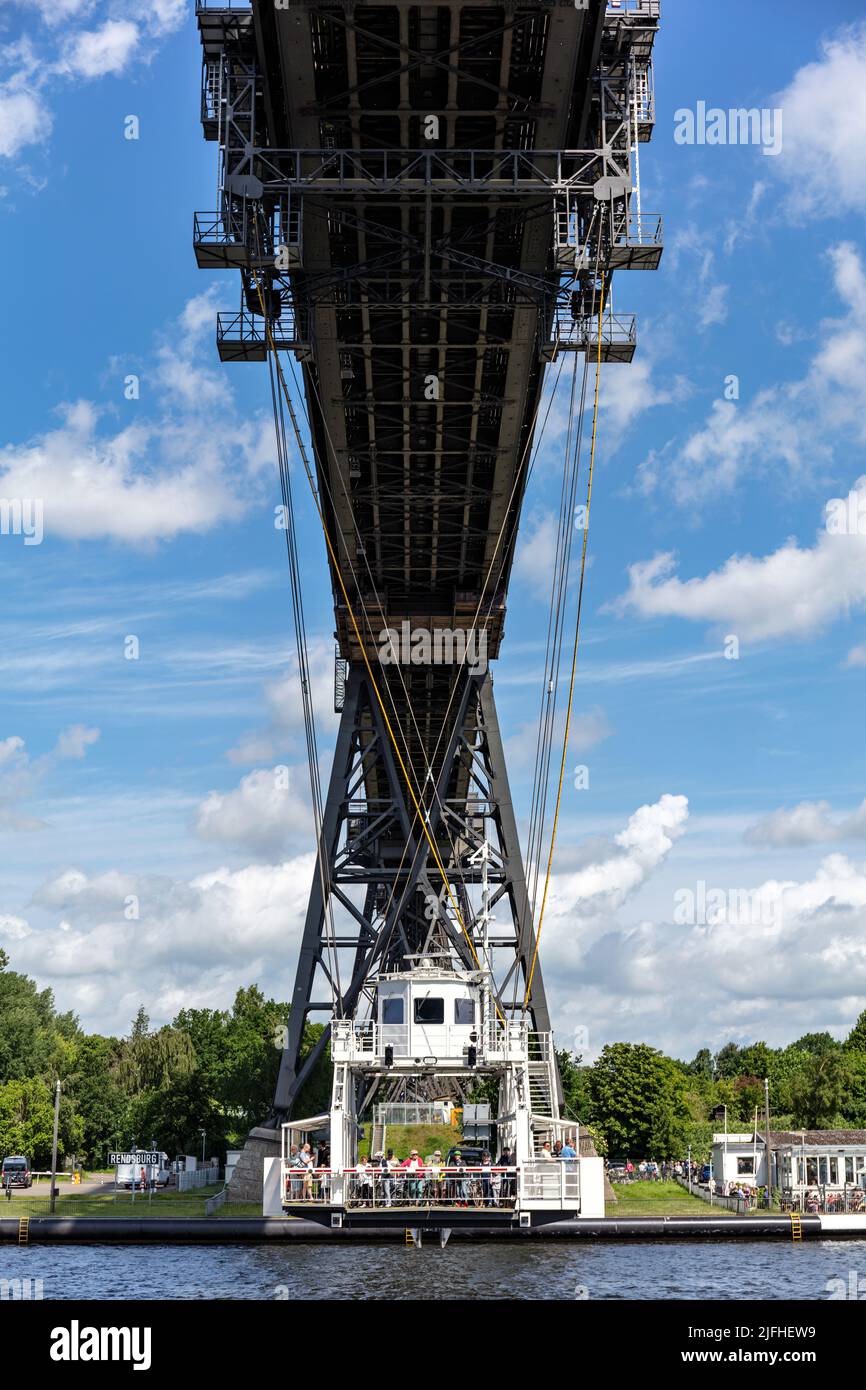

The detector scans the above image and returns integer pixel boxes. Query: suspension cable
[523,269,606,1012]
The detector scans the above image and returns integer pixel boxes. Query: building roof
[766,1130,866,1147]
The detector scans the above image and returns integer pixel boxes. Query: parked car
[2,1155,32,1188]
[699,1163,712,1185]
[446,1144,489,1168]
[607,1162,628,1181]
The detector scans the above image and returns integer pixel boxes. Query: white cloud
[0,1,186,163]
[0,89,51,158]
[227,639,339,764]
[512,510,564,601]
[772,25,866,219]
[745,798,866,848]
[10,857,315,1033]
[0,725,100,830]
[543,848,866,1060]
[617,475,866,642]
[65,19,139,77]
[54,724,100,760]
[194,767,311,857]
[541,793,689,917]
[506,705,611,770]
[0,913,31,942]
[0,290,269,543]
[637,241,866,505]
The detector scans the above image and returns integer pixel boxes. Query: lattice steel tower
[193,0,661,1189]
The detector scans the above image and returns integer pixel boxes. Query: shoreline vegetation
[3,948,866,1200]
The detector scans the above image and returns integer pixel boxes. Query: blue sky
[3,0,866,1060]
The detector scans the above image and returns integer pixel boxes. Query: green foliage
[845,1010,866,1055]
[588,1043,689,1159]
[790,1049,850,1129]
[5,941,866,1168]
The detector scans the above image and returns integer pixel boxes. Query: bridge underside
[193,0,660,1142]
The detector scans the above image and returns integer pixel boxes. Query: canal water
[3,1240,865,1300]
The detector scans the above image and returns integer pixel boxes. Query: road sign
[109,1151,161,1166]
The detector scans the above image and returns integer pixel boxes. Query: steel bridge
[193,0,661,1153]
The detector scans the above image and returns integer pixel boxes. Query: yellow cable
[251,271,494,996]
[523,272,606,1012]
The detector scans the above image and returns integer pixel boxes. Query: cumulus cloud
[771,25,866,219]
[636,241,866,505]
[543,849,866,1060]
[64,19,139,78]
[194,766,312,857]
[0,0,187,163]
[540,793,689,918]
[0,89,52,158]
[53,724,100,760]
[0,289,271,543]
[617,475,866,642]
[745,798,866,848]
[11,857,316,1033]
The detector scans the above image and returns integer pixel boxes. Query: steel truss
[274,662,552,1117]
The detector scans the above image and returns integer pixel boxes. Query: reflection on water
[2,1239,865,1300]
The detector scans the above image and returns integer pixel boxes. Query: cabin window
[845,1157,854,1183]
[414,996,444,1024]
[736,1157,753,1175]
[806,1158,818,1184]
[828,1157,839,1185]
[454,998,475,1025]
[381,997,404,1024]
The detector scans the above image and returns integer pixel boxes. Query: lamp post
[49,1080,61,1215]
[763,1076,772,1205]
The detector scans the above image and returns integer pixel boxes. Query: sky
[2,0,866,1064]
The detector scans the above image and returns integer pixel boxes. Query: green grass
[607,1179,737,1217]
[5,1184,229,1220]
[358,1122,457,1161]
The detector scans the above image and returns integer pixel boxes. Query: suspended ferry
[272,955,604,1230]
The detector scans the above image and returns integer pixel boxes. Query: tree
[66,1035,128,1166]
[714,1042,742,1080]
[0,1076,82,1168]
[588,1043,687,1159]
[791,1050,849,1129]
[791,1031,839,1057]
[0,952,79,1084]
[844,1010,866,1055]
[687,1048,714,1079]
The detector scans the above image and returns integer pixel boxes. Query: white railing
[282,1165,518,1210]
[331,1018,539,1063]
[519,1160,580,1206]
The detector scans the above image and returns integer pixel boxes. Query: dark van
[1,1155,32,1188]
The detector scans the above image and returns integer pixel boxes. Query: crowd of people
[610,1159,695,1181]
[283,1137,578,1207]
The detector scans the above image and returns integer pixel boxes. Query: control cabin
[274,962,604,1230]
